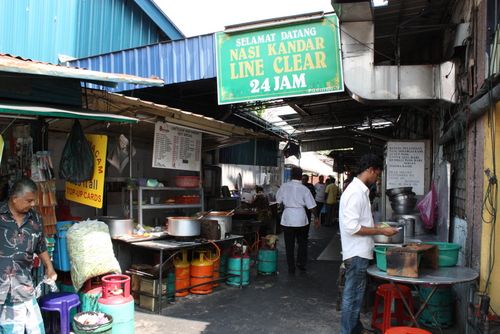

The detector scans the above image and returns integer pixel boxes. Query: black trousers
[282,224,309,270]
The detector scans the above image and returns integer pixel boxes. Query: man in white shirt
[276,167,319,274]
[339,154,399,334]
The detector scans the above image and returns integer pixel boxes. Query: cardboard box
[140,277,167,296]
[139,295,169,312]
[386,243,438,278]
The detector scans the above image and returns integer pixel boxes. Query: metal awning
[0,102,138,123]
[85,89,276,139]
[0,54,164,88]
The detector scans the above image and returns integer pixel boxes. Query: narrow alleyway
[134,226,458,334]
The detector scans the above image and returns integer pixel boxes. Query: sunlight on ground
[135,312,210,334]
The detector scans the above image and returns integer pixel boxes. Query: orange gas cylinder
[211,252,220,287]
[190,250,214,295]
[174,250,190,297]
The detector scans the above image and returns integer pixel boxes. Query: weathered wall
[480,102,500,312]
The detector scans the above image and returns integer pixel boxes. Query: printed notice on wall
[152,121,201,171]
[386,141,425,195]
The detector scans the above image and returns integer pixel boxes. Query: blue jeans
[340,256,370,334]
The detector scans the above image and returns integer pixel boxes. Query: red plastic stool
[385,327,432,334]
[371,283,414,333]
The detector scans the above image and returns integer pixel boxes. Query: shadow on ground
[135,225,458,334]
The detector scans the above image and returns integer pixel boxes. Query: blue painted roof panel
[0,0,183,64]
[133,0,184,40]
[0,0,78,63]
[69,34,217,92]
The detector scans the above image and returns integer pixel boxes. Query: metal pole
[129,124,133,220]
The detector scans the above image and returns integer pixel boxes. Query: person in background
[313,175,326,224]
[343,175,353,191]
[277,167,319,274]
[301,174,316,223]
[0,178,57,334]
[324,177,340,227]
[251,185,272,234]
[339,154,399,334]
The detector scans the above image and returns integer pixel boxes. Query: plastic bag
[34,277,59,298]
[59,120,94,183]
[417,182,437,230]
[67,219,121,291]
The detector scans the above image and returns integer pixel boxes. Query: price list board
[386,141,425,195]
[152,122,201,171]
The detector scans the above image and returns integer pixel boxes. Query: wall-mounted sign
[215,14,344,104]
[152,122,201,171]
[65,134,107,208]
[386,141,425,195]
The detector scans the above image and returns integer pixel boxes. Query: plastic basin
[374,246,389,271]
[424,242,461,267]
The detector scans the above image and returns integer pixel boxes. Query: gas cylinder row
[174,243,252,297]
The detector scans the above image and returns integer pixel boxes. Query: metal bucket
[166,217,200,237]
[204,212,233,237]
[95,217,133,239]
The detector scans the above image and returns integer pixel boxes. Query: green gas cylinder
[257,249,277,275]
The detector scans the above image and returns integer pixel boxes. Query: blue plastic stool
[39,292,80,334]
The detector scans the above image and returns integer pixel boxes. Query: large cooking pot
[95,216,134,238]
[386,187,413,198]
[390,198,418,214]
[203,211,233,238]
[166,217,200,237]
[373,221,404,244]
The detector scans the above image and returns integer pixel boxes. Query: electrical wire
[333,22,396,63]
[480,61,498,305]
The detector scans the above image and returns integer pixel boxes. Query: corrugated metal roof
[0,0,183,64]
[85,89,275,140]
[0,54,164,87]
[68,34,216,92]
[133,0,184,40]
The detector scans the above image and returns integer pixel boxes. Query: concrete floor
[134,226,459,334]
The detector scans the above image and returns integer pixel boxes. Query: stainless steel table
[367,265,479,328]
[127,235,244,313]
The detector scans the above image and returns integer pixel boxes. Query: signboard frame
[215,14,344,104]
[152,121,202,172]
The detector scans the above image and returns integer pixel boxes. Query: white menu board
[152,122,202,171]
[386,141,425,195]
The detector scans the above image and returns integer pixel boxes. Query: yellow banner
[65,134,108,208]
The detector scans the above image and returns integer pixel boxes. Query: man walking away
[314,175,326,224]
[301,174,316,223]
[277,167,319,274]
[339,154,398,334]
[325,177,340,227]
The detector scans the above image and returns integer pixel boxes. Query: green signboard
[215,14,344,105]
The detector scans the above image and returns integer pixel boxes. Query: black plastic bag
[59,120,94,183]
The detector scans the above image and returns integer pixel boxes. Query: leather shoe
[297,265,306,272]
[288,268,296,274]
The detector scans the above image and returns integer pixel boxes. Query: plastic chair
[384,326,432,334]
[371,283,414,333]
[39,292,80,334]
